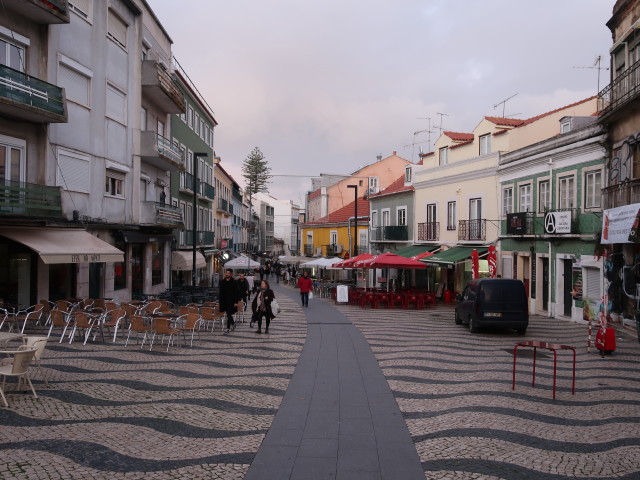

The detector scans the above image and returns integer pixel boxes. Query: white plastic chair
[0,348,38,408]
[19,336,49,387]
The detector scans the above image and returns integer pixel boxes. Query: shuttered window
[584,267,601,300]
[59,63,90,107]
[107,9,127,49]
[69,0,92,21]
[57,149,90,193]
[106,83,126,124]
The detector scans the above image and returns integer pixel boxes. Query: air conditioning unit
[315,247,322,255]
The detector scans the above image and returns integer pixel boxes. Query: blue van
[455,279,528,334]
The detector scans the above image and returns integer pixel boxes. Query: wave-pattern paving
[338,301,640,479]
[0,293,306,480]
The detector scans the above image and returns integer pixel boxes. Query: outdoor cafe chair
[0,308,9,332]
[376,292,392,309]
[176,313,201,347]
[102,308,126,343]
[200,307,223,332]
[390,293,404,308]
[0,348,38,408]
[148,317,179,352]
[19,336,49,387]
[403,292,424,310]
[359,292,379,309]
[16,304,45,334]
[68,311,101,345]
[47,310,71,343]
[125,315,152,348]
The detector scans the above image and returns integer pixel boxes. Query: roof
[369,175,413,198]
[519,96,596,127]
[444,131,474,142]
[484,116,525,127]
[303,197,370,226]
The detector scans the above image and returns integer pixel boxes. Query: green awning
[394,245,439,258]
[422,246,488,266]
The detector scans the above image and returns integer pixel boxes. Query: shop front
[422,246,488,299]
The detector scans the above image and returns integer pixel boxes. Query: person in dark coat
[236,272,250,308]
[251,280,275,334]
[219,268,240,334]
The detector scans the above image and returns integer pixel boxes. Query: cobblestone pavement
[337,301,640,480]
[0,293,306,480]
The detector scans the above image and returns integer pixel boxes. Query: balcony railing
[0,64,67,123]
[603,179,640,210]
[178,230,215,247]
[371,225,409,242]
[304,244,314,256]
[0,180,63,218]
[203,182,215,200]
[232,189,243,202]
[458,219,486,241]
[598,58,640,118]
[141,60,186,113]
[141,132,185,171]
[141,201,183,227]
[217,198,231,214]
[322,244,343,256]
[417,222,439,241]
[505,212,536,235]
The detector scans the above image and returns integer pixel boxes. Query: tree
[242,147,271,195]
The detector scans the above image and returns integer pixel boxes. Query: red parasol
[333,253,373,268]
[411,251,434,261]
[471,249,479,279]
[487,245,497,278]
[358,252,427,269]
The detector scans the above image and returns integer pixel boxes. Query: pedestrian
[297,271,313,307]
[236,272,250,309]
[265,263,272,279]
[274,263,281,283]
[245,272,254,298]
[259,265,265,282]
[253,268,261,293]
[219,268,240,334]
[251,280,275,334]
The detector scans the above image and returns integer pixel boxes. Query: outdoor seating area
[340,287,437,309]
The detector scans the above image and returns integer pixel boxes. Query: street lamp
[347,184,358,256]
[192,152,208,287]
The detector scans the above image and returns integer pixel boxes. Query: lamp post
[347,184,358,256]
[192,152,208,287]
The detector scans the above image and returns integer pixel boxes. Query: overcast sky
[151,0,613,206]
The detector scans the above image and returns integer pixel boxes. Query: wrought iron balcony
[141,60,186,114]
[141,201,183,227]
[417,222,439,241]
[0,180,63,218]
[598,58,640,119]
[0,64,67,123]
[141,132,185,171]
[458,219,486,241]
[371,226,409,242]
[322,244,343,256]
[178,230,215,247]
[303,244,314,256]
[603,179,640,210]
[217,198,231,214]
[4,0,70,24]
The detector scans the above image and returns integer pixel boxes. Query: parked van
[455,279,528,334]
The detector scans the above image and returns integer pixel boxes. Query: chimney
[393,150,397,156]
[376,154,382,161]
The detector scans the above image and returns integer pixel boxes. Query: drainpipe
[548,158,553,318]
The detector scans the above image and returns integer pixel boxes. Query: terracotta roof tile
[418,151,434,158]
[370,175,413,198]
[303,197,370,225]
[484,116,525,127]
[444,131,474,141]
[450,139,474,150]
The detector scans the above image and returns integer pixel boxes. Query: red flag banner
[471,249,479,279]
[488,245,497,278]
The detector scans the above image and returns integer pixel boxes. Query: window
[371,210,378,228]
[157,120,165,137]
[69,0,92,22]
[330,230,338,245]
[426,203,436,223]
[381,209,390,226]
[0,36,25,72]
[469,198,482,220]
[447,201,456,230]
[0,136,25,184]
[439,147,448,166]
[194,113,200,135]
[538,180,550,212]
[107,9,127,49]
[519,184,532,212]
[397,208,407,226]
[113,241,126,290]
[151,242,163,286]
[584,170,602,209]
[558,175,575,209]
[58,60,91,107]
[369,176,379,194]
[405,166,412,183]
[479,134,491,155]
[560,121,571,134]
[503,187,513,215]
[58,149,90,193]
[106,83,126,124]
[105,169,124,197]
[188,106,194,127]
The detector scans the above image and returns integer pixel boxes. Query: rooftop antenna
[493,93,518,118]
[404,129,431,163]
[573,55,609,93]
[435,112,449,135]
[416,116,436,153]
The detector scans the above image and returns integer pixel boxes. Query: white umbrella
[224,255,260,269]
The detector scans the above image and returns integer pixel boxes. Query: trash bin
[443,290,452,303]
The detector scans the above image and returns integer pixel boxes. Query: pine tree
[242,147,271,194]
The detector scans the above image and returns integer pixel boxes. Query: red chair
[376,293,392,309]
[349,289,362,306]
[359,292,378,309]
[403,293,424,309]
[423,292,436,308]
[390,293,404,308]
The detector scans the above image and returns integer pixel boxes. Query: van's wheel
[455,311,462,325]
[469,316,479,333]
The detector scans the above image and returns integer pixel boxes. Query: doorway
[563,260,573,317]
[131,244,144,300]
[541,257,549,311]
[89,263,104,299]
[49,264,76,302]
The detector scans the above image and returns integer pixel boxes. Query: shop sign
[544,211,571,234]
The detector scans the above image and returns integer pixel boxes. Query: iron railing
[417,222,439,241]
[603,179,640,210]
[178,230,215,247]
[0,180,63,217]
[303,244,314,256]
[458,219,486,241]
[0,64,66,121]
[156,134,184,166]
[598,58,640,117]
[202,182,215,200]
[371,226,409,242]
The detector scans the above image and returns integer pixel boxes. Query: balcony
[141,132,185,171]
[141,60,185,114]
[5,0,70,24]
[140,201,183,227]
[0,64,67,123]
[598,58,640,121]
[0,180,63,218]
[203,183,215,200]
[322,244,343,256]
[178,230,215,247]
[417,222,439,241]
[603,179,640,210]
[371,225,409,242]
[232,189,243,203]
[304,244,314,256]
[458,219,486,241]
[217,198,231,215]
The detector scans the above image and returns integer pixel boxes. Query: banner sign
[544,211,572,234]
[601,203,640,244]
[506,213,527,234]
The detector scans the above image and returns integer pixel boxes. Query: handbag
[270,298,281,317]
[308,291,314,300]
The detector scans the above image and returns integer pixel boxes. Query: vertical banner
[530,252,536,299]
[471,249,479,279]
[487,245,497,278]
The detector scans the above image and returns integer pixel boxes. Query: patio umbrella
[487,245,497,278]
[358,252,427,269]
[471,249,479,279]
[410,251,434,261]
[334,253,373,268]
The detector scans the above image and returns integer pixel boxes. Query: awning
[171,250,206,271]
[0,227,124,264]
[119,230,175,243]
[422,246,488,266]
[394,245,439,258]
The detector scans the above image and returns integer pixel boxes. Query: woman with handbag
[251,280,275,334]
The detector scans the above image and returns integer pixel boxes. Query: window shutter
[585,267,601,300]
[57,150,90,193]
[108,10,127,48]
[59,63,90,106]
[106,84,126,123]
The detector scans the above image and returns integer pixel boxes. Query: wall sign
[544,211,572,234]
[506,213,527,235]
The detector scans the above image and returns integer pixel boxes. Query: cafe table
[0,332,23,344]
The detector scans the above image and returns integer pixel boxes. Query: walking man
[219,269,240,334]
[297,271,313,307]
[237,272,250,309]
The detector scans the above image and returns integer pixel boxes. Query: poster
[601,203,640,244]
[572,267,583,301]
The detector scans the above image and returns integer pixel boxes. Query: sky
[150,0,614,207]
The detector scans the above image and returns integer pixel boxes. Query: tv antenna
[435,112,449,135]
[573,55,609,92]
[493,93,518,118]
[404,129,432,163]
